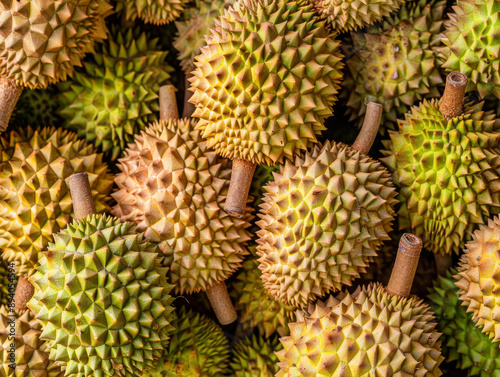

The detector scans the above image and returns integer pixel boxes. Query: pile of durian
[0,0,499,376]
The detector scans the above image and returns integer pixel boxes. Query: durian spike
[387,233,423,298]
[439,72,468,119]
[225,159,257,218]
[351,102,383,154]
[159,85,179,121]
[206,281,238,325]
[183,74,195,118]
[14,276,34,312]
[434,252,452,277]
[0,76,23,133]
[67,172,97,219]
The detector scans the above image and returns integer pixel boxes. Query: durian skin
[257,141,397,308]
[439,0,500,100]
[11,87,65,128]
[59,27,173,160]
[231,334,282,377]
[277,283,444,376]
[112,118,253,295]
[116,0,188,25]
[381,99,500,256]
[0,126,113,276]
[0,0,112,89]
[455,216,500,343]
[27,214,176,377]
[249,164,279,209]
[189,0,344,167]
[429,269,500,377]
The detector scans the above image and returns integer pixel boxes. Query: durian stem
[14,276,34,312]
[0,76,23,133]
[183,75,195,118]
[439,72,468,119]
[206,281,237,325]
[225,159,257,218]
[387,233,422,298]
[434,252,452,277]
[351,102,382,154]
[67,172,97,219]
[159,85,179,121]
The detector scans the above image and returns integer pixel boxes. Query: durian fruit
[230,246,296,338]
[276,233,444,376]
[0,126,113,276]
[231,334,282,377]
[189,0,344,217]
[257,103,398,308]
[439,0,500,101]
[11,87,65,128]
[0,261,13,306]
[249,164,279,209]
[59,27,173,160]
[429,269,500,377]
[455,216,500,342]
[143,307,230,377]
[0,0,113,131]
[116,0,188,25]
[381,72,500,257]
[341,0,445,132]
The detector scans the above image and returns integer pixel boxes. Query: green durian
[249,164,279,209]
[231,334,282,377]
[11,87,65,128]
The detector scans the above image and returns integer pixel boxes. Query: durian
[249,164,279,209]
[231,334,282,377]
[0,261,13,306]
[11,87,65,128]
[0,126,113,276]
[27,214,176,377]
[116,0,188,25]
[59,27,173,160]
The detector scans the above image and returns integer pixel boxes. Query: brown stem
[0,76,23,133]
[14,276,34,312]
[159,85,179,121]
[387,233,423,298]
[206,281,237,325]
[183,75,195,118]
[225,159,256,218]
[439,72,468,119]
[434,252,452,277]
[351,102,382,154]
[67,173,97,219]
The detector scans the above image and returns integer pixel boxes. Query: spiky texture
[59,27,173,160]
[429,269,500,376]
[0,261,15,306]
[116,0,188,25]
[0,306,64,377]
[312,0,405,32]
[231,334,282,377]
[0,0,112,89]
[439,0,500,100]
[27,214,176,377]
[144,307,230,377]
[455,216,500,343]
[257,141,397,308]
[277,283,444,376]
[342,0,445,132]
[230,247,295,338]
[381,100,500,255]
[250,164,279,209]
[11,87,65,128]
[189,0,344,166]
[112,118,252,295]
[0,127,113,276]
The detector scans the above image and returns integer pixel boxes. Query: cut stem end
[67,173,97,219]
[206,281,237,325]
[14,276,34,312]
[439,72,468,119]
[0,76,23,133]
[225,159,256,218]
[352,102,383,155]
[159,85,179,121]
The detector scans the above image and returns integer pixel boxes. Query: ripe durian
[143,307,230,377]
[116,0,188,25]
[59,27,173,160]
[0,126,113,276]
[27,214,176,377]
[342,0,445,132]
[429,269,500,377]
[439,0,500,101]
[231,334,282,377]
[189,0,344,216]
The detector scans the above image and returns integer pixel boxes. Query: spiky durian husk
[27,214,175,377]
[256,141,397,308]
[249,164,279,209]
[189,0,344,167]
[112,118,252,295]
[429,270,500,376]
[59,27,173,160]
[455,216,500,342]
[144,307,230,377]
[231,334,282,377]
[312,0,405,32]
[11,87,65,128]
[0,306,64,377]
[116,0,188,25]
[0,0,112,89]
[276,283,444,376]
[381,100,500,255]
[0,126,113,276]
[0,261,15,306]
[341,0,445,132]
[439,0,500,100]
